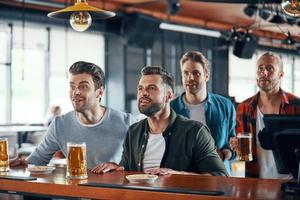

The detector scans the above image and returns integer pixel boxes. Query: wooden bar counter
[0,167,298,200]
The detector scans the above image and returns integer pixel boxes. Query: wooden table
[0,167,299,200]
[0,125,46,147]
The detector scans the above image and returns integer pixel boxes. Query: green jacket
[120,109,228,176]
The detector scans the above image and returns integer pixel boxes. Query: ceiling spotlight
[282,31,296,45]
[244,30,255,42]
[48,0,115,32]
[167,0,181,15]
[258,6,272,20]
[230,27,240,41]
[233,30,258,59]
[282,0,300,17]
[285,15,297,25]
[244,4,258,17]
[269,10,286,24]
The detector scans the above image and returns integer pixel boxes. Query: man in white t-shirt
[91,66,227,176]
[170,51,236,174]
[230,52,300,178]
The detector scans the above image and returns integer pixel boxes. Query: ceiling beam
[123,5,297,41]
[0,0,122,12]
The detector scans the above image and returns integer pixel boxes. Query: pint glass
[66,142,88,179]
[236,133,253,162]
[0,138,9,172]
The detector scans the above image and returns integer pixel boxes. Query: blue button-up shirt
[170,92,236,174]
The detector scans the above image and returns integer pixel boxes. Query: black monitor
[272,129,300,177]
[260,115,300,176]
[259,114,300,150]
[259,115,300,194]
[263,114,300,133]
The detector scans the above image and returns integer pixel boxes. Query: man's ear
[165,89,173,103]
[205,71,210,82]
[97,86,104,98]
[279,71,284,78]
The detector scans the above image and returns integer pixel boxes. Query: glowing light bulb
[282,0,300,17]
[70,11,92,32]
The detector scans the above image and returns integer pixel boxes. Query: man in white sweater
[10,61,135,168]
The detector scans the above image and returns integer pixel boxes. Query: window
[0,27,10,123]
[0,64,6,123]
[280,54,293,92]
[294,57,300,96]
[11,25,47,123]
[11,48,46,123]
[49,28,105,113]
[0,19,105,124]
[0,30,9,63]
[229,48,258,103]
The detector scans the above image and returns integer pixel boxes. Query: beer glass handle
[9,144,19,160]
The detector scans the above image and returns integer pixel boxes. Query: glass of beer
[66,142,87,179]
[0,138,9,172]
[236,133,253,162]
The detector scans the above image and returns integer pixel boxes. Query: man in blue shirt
[170,51,236,174]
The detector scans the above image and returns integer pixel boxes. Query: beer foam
[67,143,86,147]
[237,135,252,138]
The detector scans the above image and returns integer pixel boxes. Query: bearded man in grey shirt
[10,61,135,168]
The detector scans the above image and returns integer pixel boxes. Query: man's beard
[257,78,280,92]
[184,81,202,95]
[138,102,163,117]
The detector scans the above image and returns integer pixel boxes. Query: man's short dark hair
[180,51,210,74]
[69,61,105,90]
[141,66,174,92]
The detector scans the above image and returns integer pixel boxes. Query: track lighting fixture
[282,31,296,45]
[259,4,272,20]
[244,4,258,17]
[230,27,240,41]
[167,0,181,15]
[269,10,286,24]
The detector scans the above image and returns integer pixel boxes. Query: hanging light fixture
[47,0,115,32]
[244,4,258,17]
[285,15,297,25]
[230,27,240,41]
[269,10,286,24]
[258,4,272,20]
[282,31,296,45]
[281,0,300,17]
[167,0,181,15]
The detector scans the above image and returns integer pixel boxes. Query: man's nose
[260,69,269,76]
[73,87,81,95]
[186,73,194,80]
[137,89,148,97]
[142,90,149,96]
[140,89,149,97]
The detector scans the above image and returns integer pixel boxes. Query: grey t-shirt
[27,107,135,168]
